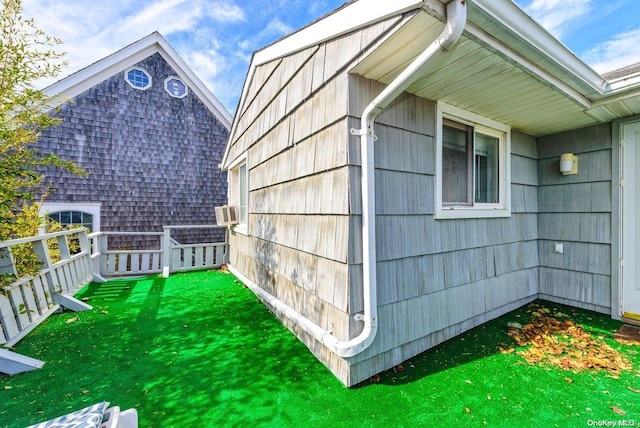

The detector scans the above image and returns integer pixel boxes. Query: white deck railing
[1,225,227,354]
[0,228,93,347]
[89,225,227,278]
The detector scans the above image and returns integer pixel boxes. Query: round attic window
[125,67,152,90]
[164,76,188,98]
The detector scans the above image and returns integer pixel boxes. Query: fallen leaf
[65,317,79,324]
[80,389,89,395]
[371,374,381,383]
[81,297,90,302]
[100,310,108,315]
[3,386,12,390]
[611,406,626,415]
[465,408,471,414]
[507,312,632,374]
[628,386,640,393]
[564,377,573,384]
[465,380,473,384]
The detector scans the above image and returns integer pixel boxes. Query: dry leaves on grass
[506,308,633,374]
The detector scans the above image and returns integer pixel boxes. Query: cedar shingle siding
[38,53,228,242]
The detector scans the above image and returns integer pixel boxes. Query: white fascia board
[44,32,232,130]
[44,36,160,103]
[223,0,424,168]
[253,0,424,66]
[471,0,609,96]
[154,36,233,129]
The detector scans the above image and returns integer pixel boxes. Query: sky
[22,0,640,114]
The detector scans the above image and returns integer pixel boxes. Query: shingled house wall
[38,53,229,245]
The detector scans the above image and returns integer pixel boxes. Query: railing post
[78,230,92,281]
[99,234,108,277]
[32,238,57,295]
[162,227,171,278]
[0,247,17,276]
[56,235,71,261]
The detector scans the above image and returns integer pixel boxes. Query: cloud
[238,18,293,52]
[206,2,245,22]
[521,0,592,39]
[581,28,640,73]
[19,0,342,111]
[116,0,200,36]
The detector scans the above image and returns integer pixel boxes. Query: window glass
[239,163,247,224]
[442,121,470,205]
[125,67,151,90]
[436,102,510,219]
[165,77,188,98]
[49,211,93,231]
[474,132,499,204]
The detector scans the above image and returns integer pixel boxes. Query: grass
[1,270,639,427]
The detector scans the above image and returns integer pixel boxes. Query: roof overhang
[347,0,640,137]
[44,32,233,130]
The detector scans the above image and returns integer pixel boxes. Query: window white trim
[164,76,188,98]
[124,66,152,90]
[435,101,511,219]
[228,154,248,235]
[39,202,102,231]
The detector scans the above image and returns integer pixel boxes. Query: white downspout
[336,0,467,357]
[229,0,467,359]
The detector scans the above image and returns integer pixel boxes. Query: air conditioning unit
[215,205,240,226]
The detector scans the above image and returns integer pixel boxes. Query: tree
[0,0,86,285]
[0,0,85,236]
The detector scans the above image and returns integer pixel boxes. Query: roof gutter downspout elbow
[337,0,466,359]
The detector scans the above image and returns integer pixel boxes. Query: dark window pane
[474,132,499,203]
[442,123,470,204]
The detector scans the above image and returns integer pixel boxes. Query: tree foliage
[0,0,87,286]
[0,0,85,232]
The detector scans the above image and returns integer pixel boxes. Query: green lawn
[1,270,639,427]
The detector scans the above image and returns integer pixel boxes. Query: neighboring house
[221,0,640,387]
[39,32,232,242]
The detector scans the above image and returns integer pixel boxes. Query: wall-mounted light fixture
[559,153,578,175]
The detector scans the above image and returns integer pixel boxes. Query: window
[228,156,248,233]
[164,76,188,98]
[239,163,248,224]
[436,102,510,219]
[125,67,152,90]
[40,203,101,232]
[48,211,93,231]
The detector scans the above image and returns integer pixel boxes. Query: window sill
[232,224,248,235]
[435,207,511,220]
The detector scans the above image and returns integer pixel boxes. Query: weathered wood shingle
[38,53,229,241]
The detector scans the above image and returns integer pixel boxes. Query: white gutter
[471,0,608,97]
[229,0,467,359]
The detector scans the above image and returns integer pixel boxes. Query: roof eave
[470,0,609,97]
